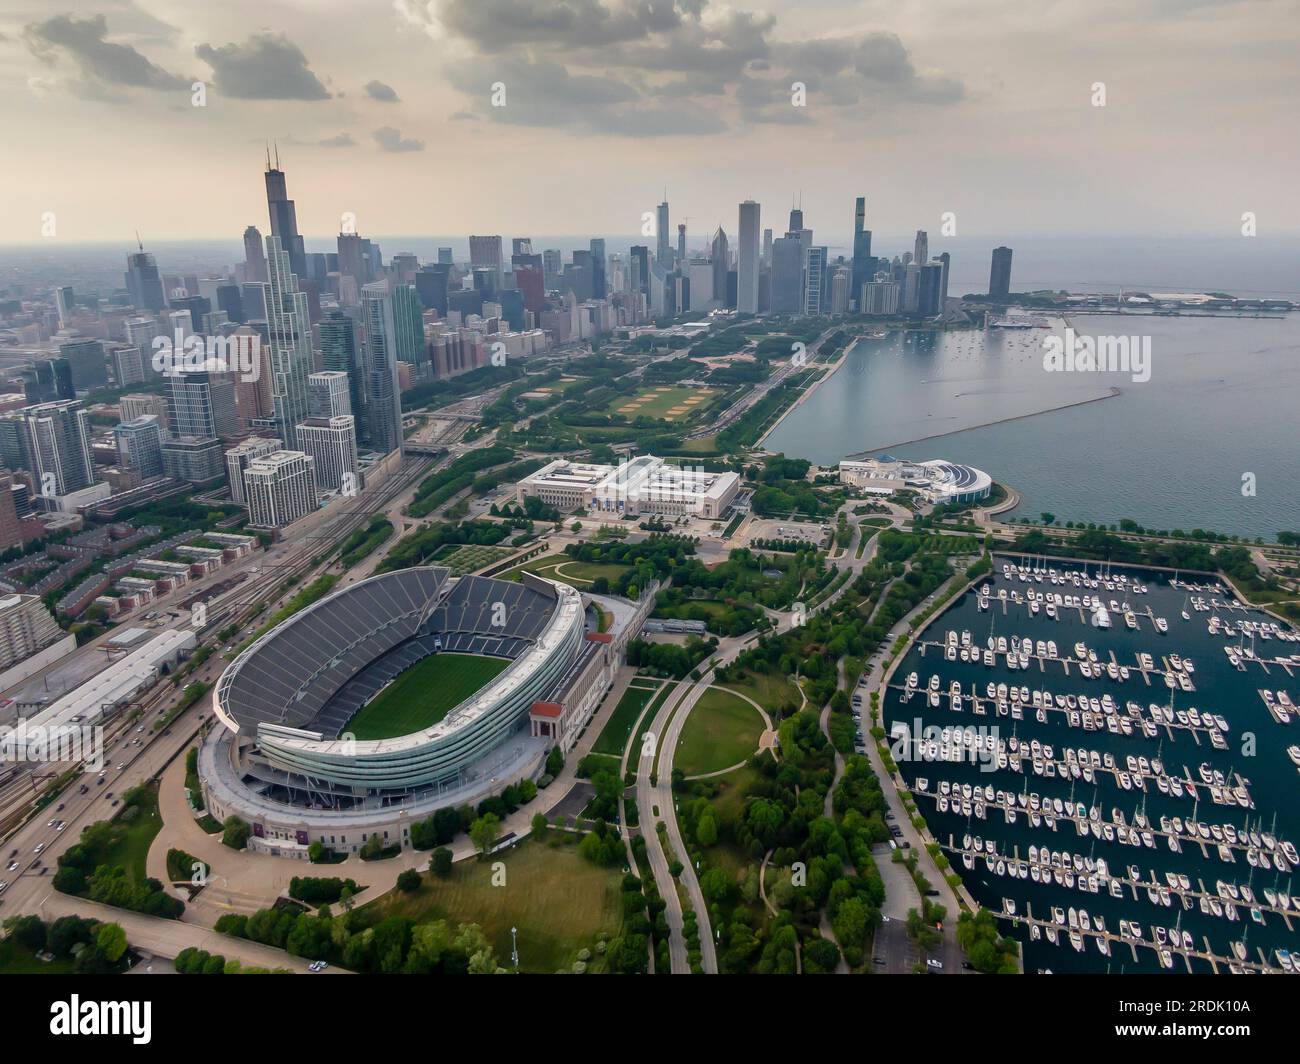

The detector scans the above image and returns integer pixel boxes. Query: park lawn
[367,836,623,973]
[81,782,164,884]
[502,554,630,590]
[675,687,765,777]
[344,653,509,740]
[718,670,800,716]
[591,684,659,757]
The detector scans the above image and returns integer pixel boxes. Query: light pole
[510,926,519,971]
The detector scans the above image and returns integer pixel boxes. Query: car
[33,843,44,855]
[110,800,119,807]
[926,958,943,970]
[136,726,144,734]
[0,882,7,893]
[55,823,65,831]
[924,889,940,897]
[47,818,57,827]
[872,957,886,966]
[56,803,65,812]
[116,764,125,771]
[6,862,17,872]
[97,777,106,786]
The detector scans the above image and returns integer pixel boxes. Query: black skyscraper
[851,196,873,310]
[264,146,308,280]
[989,246,1013,301]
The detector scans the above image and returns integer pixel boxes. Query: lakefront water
[764,313,1300,539]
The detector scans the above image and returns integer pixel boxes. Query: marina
[885,556,1300,973]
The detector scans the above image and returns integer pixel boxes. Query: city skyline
[4,0,1298,242]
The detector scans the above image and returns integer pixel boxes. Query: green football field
[344,653,510,740]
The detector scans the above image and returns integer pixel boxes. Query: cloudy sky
[3,0,1298,243]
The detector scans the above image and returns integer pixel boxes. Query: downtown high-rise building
[803,246,828,316]
[264,150,308,280]
[361,283,404,456]
[54,286,74,329]
[851,196,873,311]
[296,415,359,492]
[166,369,239,439]
[711,227,729,307]
[318,310,364,424]
[737,200,761,314]
[114,415,165,478]
[989,246,1013,301]
[914,230,929,270]
[469,235,504,285]
[590,238,606,299]
[24,400,95,496]
[243,226,268,283]
[656,201,671,267]
[225,436,283,507]
[125,246,165,312]
[261,235,313,448]
[390,284,424,369]
[770,236,804,316]
[243,450,316,529]
[308,371,352,419]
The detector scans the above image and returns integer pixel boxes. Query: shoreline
[755,331,870,448]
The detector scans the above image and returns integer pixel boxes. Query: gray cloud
[195,33,330,100]
[23,14,187,91]
[364,79,399,102]
[319,132,356,147]
[418,0,962,134]
[372,126,425,152]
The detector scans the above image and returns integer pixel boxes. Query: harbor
[884,556,1300,974]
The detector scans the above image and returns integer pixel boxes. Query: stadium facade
[201,565,640,858]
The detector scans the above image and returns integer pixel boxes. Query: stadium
[200,565,633,858]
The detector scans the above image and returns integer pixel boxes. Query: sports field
[344,653,509,740]
[605,385,717,422]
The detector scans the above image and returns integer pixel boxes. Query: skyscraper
[770,236,803,315]
[676,223,686,263]
[243,450,317,528]
[296,415,359,492]
[167,369,239,439]
[125,245,165,312]
[261,235,313,448]
[918,261,944,317]
[656,200,671,268]
[304,372,348,422]
[913,230,929,270]
[851,197,873,311]
[989,246,1013,301]
[803,246,828,316]
[589,238,607,299]
[225,436,283,507]
[737,200,761,314]
[361,283,403,456]
[469,236,503,286]
[54,286,74,329]
[114,415,164,478]
[24,400,95,496]
[243,226,268,283]
[390,284,424,369]
[264,148,308,280]
[57,339,108,393]
[711,228,729,309]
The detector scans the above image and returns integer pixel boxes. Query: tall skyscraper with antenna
[656,197,671,267]
[264,145,308,281]
[261,235,312,448]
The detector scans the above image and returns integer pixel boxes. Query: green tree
[96,922,128,963]
[470,813,500,856]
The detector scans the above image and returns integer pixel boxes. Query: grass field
[0,939,76,974]
[591,684,660,757]
[366,836,623,973]
[81,782,164,884]
[675,687,766,777]
[344,653,509,740]
[434,543,516,576]
[717,670,801,716]
[603,385,717,422]
[502,554,630,589]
